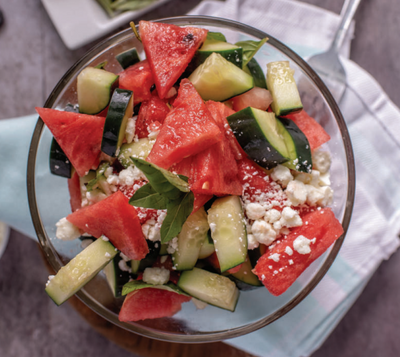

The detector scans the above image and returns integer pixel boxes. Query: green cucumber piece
[118,138,154,168]
[172,207,209,271]
[104,254,131,297]
[159,244,169,256]
[194,40,243,69]
[244,58,267,89]
[77,67,119,115]
[177,268,239,311]
[267,61,303,116]
[230,255,262,290]
[207,196,247,272]
[198,230,215,259]
[49,139,73,178]
[45,237,118,305]
[101,88,134,157]
[116,48,141,69]
[280,117,312,172]
[227,107,290,169]
[188,52,254,102]
[131,260,141,275]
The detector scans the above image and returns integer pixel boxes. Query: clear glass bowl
[27,16,355,342]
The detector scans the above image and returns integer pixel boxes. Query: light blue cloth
[1,1,400,356]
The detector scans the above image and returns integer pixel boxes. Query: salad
[38,20,344,322]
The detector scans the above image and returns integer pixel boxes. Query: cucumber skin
[49,138,73,178]
[227,107,289,169]
[279,117,312,173]
[245,58,267,89]
[101,88,133,157]
[116,48,141,70]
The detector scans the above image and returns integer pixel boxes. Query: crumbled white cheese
[247,233,259,250]
[125,116,137,144]
[251,220,277,245]
[285,180,307,206]
[264,209,281,224]
[118,166,146,186]
[317,186,334,206]
[280,207,302,228]
[55,218,81,241]
[245,202,266,220]
[293,235,313,254]
[270,165,293,188]
[268,253,280,262]
[86,190,108,205]
[209,222,217,234]
[305,185,325,206]
[46,275,55,287]
[312,150,331,174]
[142,267,170,285]
[167,237,179,254]
[285,246,293,256]
[118,259,131,272]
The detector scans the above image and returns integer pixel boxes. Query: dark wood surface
[1,0,400,356]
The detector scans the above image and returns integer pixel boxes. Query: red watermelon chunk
[119,59,154,105]
[232,87,273,112]
[36,107,105,177]
[284,110,330,151]
[136,94,170,138]
[252,208,344,296]
[146,79,222,169]
[119,288,191,322]
[139,21,208,99]
[66,191,148,260]
[68,170,81,212]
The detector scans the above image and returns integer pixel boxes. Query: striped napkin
[188,0,400,356]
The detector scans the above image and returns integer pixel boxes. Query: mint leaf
[130,158,189,200]
[129,183,168,209]
[160,191,194,243]
[206,31,227,42]
[235,37,268,67]
[122,280,189,297]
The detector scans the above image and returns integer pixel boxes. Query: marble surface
[1,0,400,356]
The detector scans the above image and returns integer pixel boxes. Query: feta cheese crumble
[142,267,170,285]
[270,165,293,188]
[55,218,81,241]
[293,235,314,254]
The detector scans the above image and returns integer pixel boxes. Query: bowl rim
[27,15,356,342]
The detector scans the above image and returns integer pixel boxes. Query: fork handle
[331,0,362,52]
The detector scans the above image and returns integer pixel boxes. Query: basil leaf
[122,280,189,297]
[160,191,194,243]
[235,37,268,67]
[130,158,189,200]
[206,31,227,42]
[129,183,168,209]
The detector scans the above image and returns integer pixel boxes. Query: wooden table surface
[1,0,400,356]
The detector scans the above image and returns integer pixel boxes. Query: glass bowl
[27,16,355,342]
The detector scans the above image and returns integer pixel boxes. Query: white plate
[41,0,171,50]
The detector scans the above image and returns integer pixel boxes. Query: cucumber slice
[49,139,73,178]
[207,196,247,272]
[198,231,215,259]
[118,138,154,168]
[188,52,254,102]
[172,207,209,271]
[45,237,118,305]
[101,88,134,157]
[159,244,169,256]
[244,58,267,89]
[77,67,119,115]
[104,254,131,297]
[116,48,141,69]
[227,107,290,169]
[177,268,239,311]
[267,61,303,116]
[280,117,312,173]
[194,40,243,69]
[131,259,141,275]
[230,255,262,290]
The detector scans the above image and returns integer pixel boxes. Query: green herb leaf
[130,158,190,200]
[235,37,268,67]
[129,183,168,209]
[206,31,227,42]
[122,280,189,297]
[160,191,194,243]
[94,61,108,70]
